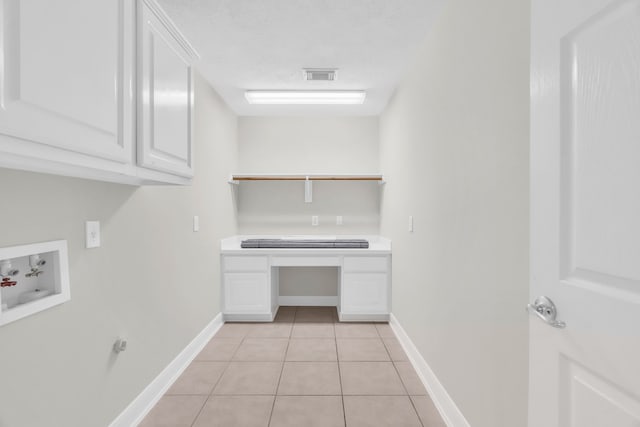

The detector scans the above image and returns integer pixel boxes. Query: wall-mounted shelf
[228,174,385,203]
[228,173,384,183]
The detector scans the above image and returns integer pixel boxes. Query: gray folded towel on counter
[241,239,369,248]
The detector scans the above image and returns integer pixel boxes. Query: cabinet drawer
[343,256,388,272]
[223,256,269,272]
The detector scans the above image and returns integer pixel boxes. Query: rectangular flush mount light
[244,90,366,105]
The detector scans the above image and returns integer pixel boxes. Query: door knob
[527,296,566,328]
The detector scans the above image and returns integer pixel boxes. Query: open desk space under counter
[220,235,392,322]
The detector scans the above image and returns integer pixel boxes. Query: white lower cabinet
[220,250,391,322]
[341,273,389,314]
[223,273,270,313]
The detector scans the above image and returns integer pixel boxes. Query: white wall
[0,73,237,427]
[238,117,379,174]
[379,0,530,426]
[236,117,381,235]
[278,267,339,297]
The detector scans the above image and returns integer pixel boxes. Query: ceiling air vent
[303,68,338,81]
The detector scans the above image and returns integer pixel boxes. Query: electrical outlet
[193,215,200,232]
[312,215,319,226]
[336,215,343,226]
[86,221,101,248]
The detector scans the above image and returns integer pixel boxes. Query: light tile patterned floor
[140,306,446,427]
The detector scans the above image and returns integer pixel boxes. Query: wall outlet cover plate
[86,221,101,248]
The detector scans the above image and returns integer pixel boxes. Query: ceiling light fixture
[244,90,366,105]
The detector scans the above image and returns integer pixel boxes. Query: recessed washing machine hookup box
[0,240,70,326]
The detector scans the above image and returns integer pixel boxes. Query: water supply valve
[25,254,46,278]
[0,259,19,287]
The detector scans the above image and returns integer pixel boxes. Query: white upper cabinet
[0,0,197,185]
[0,0,135,177]
[137,0,196,178]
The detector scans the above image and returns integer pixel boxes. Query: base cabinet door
[341,273,389,314]
[223,273,270,313]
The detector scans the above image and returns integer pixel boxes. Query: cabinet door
[0,0,134,164]
[342,273,389,314]
[223,273,270,313]
[138,1,195,178]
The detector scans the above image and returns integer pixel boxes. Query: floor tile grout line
[333,314,348,427]
[207,360,231,397]
[177,332,237,427]
[164,391,427,397]
[180,392,422,397]
[380,329,395,362]
[385,347,409,396]
[174,392,424,397]
[187,394,210,427]
[407,394,427,427]
[342,393,417,397]
[267,327,292,427]
[273,394,344,396]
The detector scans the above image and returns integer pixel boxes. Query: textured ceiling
[157,0,443,116]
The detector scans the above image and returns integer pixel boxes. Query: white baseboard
[109,313,224,427]
[224,312,274,322]
[339,312,389,322]
[389,313,471,427]
[278,296,338,306]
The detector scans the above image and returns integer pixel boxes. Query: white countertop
[220,235,392,254]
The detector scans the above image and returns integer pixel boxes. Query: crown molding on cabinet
[141,0,200,61]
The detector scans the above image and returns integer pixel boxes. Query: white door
[0,0,134,163]
[530,0,640,426]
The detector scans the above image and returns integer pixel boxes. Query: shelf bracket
[304,176,313,203]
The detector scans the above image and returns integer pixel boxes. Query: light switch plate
[86,221,101,248]
[193,215,200,232]
[409,215,414,233]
